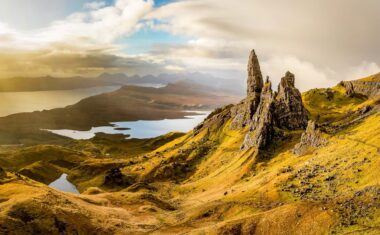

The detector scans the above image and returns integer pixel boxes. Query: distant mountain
[0,76,115,92]
[0,72,245,95]
[96,72,245,96]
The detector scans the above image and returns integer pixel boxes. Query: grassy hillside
[0,74,379,234]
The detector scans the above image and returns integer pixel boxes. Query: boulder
[293,121,328,156]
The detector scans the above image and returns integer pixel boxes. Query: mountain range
[0,72,245,96]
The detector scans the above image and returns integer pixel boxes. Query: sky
[0,0,379,91]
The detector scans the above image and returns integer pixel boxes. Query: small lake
[47,111,210,140]
[49,173,80,194]
[0,86,120,117]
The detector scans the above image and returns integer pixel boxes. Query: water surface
[47,111,210,140]
[49,173,79,194]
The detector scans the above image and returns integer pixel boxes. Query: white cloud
[1,0,379,86]
[165,64,184,72]
[0,0,154,51]
[260,56,334,91]
[345,62,380,81]
[145,0,380,87]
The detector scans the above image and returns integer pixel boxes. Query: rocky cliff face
[340,74,380,98]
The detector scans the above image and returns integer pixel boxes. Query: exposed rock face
[231,50,263,129]
[274,72,308,130]
[341,81,355,97]
[103,168,136,187]
[194,105,232,135]
[242,81,275,150]
[230,96,261,129]
[340,76,380,98]
[293,121,328,156]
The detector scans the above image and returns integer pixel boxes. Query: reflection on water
[0,86,120,117]
[47,111,210,140]
[49,173,79,194]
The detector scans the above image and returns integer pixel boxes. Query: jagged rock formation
[293,121,328,156]
[274,72,308,130]
[202,49,308,150]
[230,50,263,129]
[237,51,308,150]
[339,74,380,98]
[241,81,275,150]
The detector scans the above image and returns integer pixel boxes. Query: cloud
[0,0,157,77]
[0,50,165,78]
[260,56,335,91]
[0,0,153,50]
[145,0,380,87]
[345,62,380,81]
[0,0,379,88]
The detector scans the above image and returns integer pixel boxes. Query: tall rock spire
[247,49,264,96]
[230,50,264,129]
[242,79,275,150]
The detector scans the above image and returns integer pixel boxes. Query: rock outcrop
[274,72,308,130]
[196,49,308,152]
[231,50,264,129]
[339,74,380,98]
[247,50,264,96]
[341,81,355,97]
[293,121,328,156]
[239,52,308,150]
[242,81,275,150]
[103,168,136,187]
